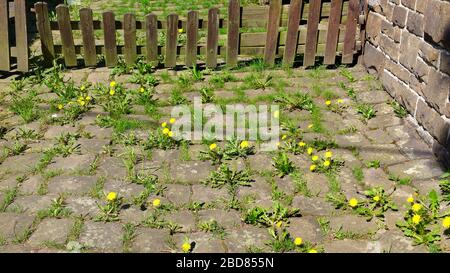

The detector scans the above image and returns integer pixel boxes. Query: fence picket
[165,14,178,68]
[283,0,302,67]
[124,13,137,65]
[145,13,158,64]
[56,5,77,67]
[185,11,199,68]
[15,0,28,72]
[227,0,240,68]
[324,0,343,65]
[304,0,321,67]
[264,0,281,66]
[0,0,10,71]
[35,2,55,66]
[206,8,219,68]
[342,0,358,63]
[79,8,96,67]
[103,11,117,67]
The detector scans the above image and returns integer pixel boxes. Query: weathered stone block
[395,83,419,115]
[440,50,450,76]
[392,5,408,27]
[380,34,400,60]
[401,0,416,10]
[366,12,383,46]
[422,68,450,116]
[416,0,428,14]
[363,43,386,76]
[385,59,411,83]
[399,31,420,71]
[424,0,450,50]
[415,99,450,145]
[419,42,440,69]
[413,57,430,82]
[406,11,424,37]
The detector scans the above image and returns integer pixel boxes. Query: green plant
[145,123,186,150]
[9,91,39,123]
[38,195,72,219]
[272,152,295,177]
[366,160,381,169]
[190,66,204,82]
[245,74,273,90]
[389,100,408,118]
[203,164,252,196]
[243,202,300,227]
[122,223,136,252]
[356,103,377,121]
[169,89,188,105]
[199,220,227,239]
[95,192,122,222]
[200,87,215,103]
[93,82,132,117]
[439,171,450,201]
[388,174,412,185]
[274,92,315,112]
[340,68,356,82]
[352,166,364,183]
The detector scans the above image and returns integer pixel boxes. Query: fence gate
[0,0,28,73]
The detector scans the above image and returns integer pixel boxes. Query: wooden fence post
[324,0,343,65]
[0,0,10,71]
[79,8,96,67]
[35,2,55,66]
[342,0,358,63]
[124,13,137,65]
[264,0,281,66]
[227,0,240,68]
[103,11,117,67]
[145,13,158,64]
[185,10,199,68]
[206,8,219,68]
[56,4,77,67]
[282,0,302,67]
[165,14,178,68]
[304,0,321,67]
[15,0,29,72]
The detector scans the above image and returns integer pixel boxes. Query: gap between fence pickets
[33,0,362,69]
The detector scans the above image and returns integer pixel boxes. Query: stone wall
[363,0,450,166]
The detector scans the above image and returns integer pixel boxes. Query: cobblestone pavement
[0,63,449,253]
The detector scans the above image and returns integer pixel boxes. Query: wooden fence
[0,0,29,72]
[35,0,366,69]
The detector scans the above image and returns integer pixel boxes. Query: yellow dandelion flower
[311,155,319,161]
[407,196,414,203]
[79,100,86,106]
[412,214,421,225]
[308,124,314,129]
[412,203,422,213]
[182,242,191,253]
[309,164,317,172]
[163,128,170,135]
[109,89,115,96]
[273,110,280,119]
[170,118,176,124]
[80,85,86,91]
[178,28,184,33]
[298,141,306,147]
[323,160,331,167]
[57,104,63,110]
[307,147,313,155]
[209,143,217,151]
[281,135,287,140]
[85,96,91,101]
[308,249,318,253]
[337,99,344,104]
[140,87,145,93]
[294,237,303,246]
[349,198,358,208]
[106,192,117,201]
[240,140,249,149]
[152,199,161,207]
[325,151,333,158]
[373,196,380,202]
[325,100,331,106]
[443,217,450,229]
[110,81,116,88]
[276,142,281,147]
[168,131,173,137]
[276,221,283,228]
[161,122,167,128]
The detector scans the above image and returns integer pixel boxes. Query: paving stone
[0,176,20,191]
[163,210,196,232]
[191,184,229,204]
[292,196,334,216]
[324,239,381,253]
[374,230,428,253]
[247,154,276,173]
[197,209,242,229]
[367,115,403,129]
[0,213,34,241]
[79,221,122,252]
[47,176,97,195]
[359,144,408,165]
[304,173,330,197]
[130,228,170,253]
[335,133,371,148]
[168,161,215,183]
[365,129,395,144]
[287,216,323,243]
[8,194,59,214]
[47,154,95,173]
[225,225,271,253]
[97,157,128,179]
[78,138,110,154]
[19,175,43,194]
[236,176,273,209]
[0,153,41,174]
[329,215,379,234]
[384,211,404,231]
[119,206,147,224]
[164,184,191,206]
[173,232,226,253]
[357,91,391,104]
[148,149,180,163]
[396,137,434,159]
[275,176,295,195]
[387,159,444,180]
[104,180,145,200]
[331,148,362,168]
[66,197,100,217]
[43,125,78,139]
[363,168,396,191]
[412,179,441,196]
[27,218,74,247]
[83,125,113,139]
[391,185,417,209]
